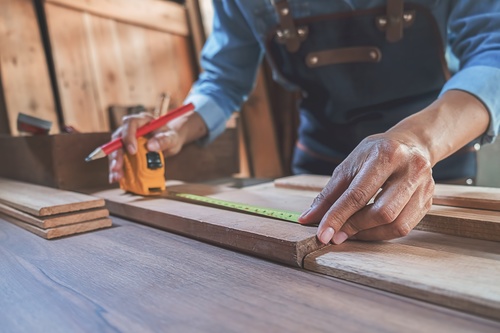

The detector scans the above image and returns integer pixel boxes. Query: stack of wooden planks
[275,175,500,242]
[0,178,111,239]
[93,175,500,321]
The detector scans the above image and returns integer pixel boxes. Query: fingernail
[110,159,117,170]
[318,227,335,244]
[108,173,113,184]
[333,231,348,245]
[147,139,160,151]
[127,144,136,154]
[299,207,311,219]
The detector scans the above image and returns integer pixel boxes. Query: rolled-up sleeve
[440,0,500,143]
[185,0,263,144]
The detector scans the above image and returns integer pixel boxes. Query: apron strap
[376,0,416,42]
[272,0,308,52]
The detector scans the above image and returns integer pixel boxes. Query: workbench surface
[1,215,499,333]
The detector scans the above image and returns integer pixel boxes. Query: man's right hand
[108,112,184,184]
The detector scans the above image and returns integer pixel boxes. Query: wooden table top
[1,215,500,333]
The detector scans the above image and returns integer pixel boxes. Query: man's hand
[299,90,490,244]
[108,112,190,184]
[298,133,434,244]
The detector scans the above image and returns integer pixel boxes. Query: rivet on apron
[403,13,413,22]
[377,17,388,27]
[474,143,481,151]
[309,56,319,65]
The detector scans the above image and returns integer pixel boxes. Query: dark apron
[265,0,477,183]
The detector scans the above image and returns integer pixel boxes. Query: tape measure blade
[170,192,301,223]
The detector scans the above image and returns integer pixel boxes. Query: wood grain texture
[0,133,111,191]
[272,175,500,241]
[0,178,104,216]
[304,234,500,321]
[46,0,188,36]
[0,203,109,228]
[274,175,500,212]
[46,4,103,132]
[433,184,500,211]
[274,174,329,192]
[2,214,112,239]
[416,205,500,242]
[240,68,284,178]
[0,0,59,135]
[45,1,195,133]
[1,216,499,332]
[92,186,323,267]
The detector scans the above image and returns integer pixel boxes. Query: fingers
[121,112,155,155]
[352,190,433,241]
[314,162,392,244]
[147,131,181,157]
[108,112,154,183]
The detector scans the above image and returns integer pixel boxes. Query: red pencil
[85,103,194,161]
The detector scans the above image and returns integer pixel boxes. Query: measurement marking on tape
[173,193,301,223]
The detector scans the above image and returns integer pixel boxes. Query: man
[109,0,500,245]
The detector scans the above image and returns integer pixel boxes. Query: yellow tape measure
[172,193,301,223]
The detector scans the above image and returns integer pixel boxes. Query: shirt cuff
[184,94,228,145]
[440,66,500,144]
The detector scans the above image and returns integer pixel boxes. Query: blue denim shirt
[185,0,500,145]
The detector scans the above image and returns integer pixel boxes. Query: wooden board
[241,181,500,242]
[3,217,499,332]
[417,205,500,242]
[46,0,188,36]
[2,213,112,239]
[45,0,196,133]
[92,184,323,267]
[274,175,500,211]
[0,202,109,228]
[0,0,59,135]
[0,178,105,216]
[304,231,500,321]
[433,184,500,211]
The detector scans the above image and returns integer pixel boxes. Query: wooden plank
[45,3,104,132]
[0,203,109,228]
[240,68,284,178]
[0,178,104,216]
[45,0,189,36]
[274,174,329,192]
[433,184,500,211]
[0,0,59,135]
[3,217,499,332]
[92,185,323,267]
[304,235,500,321]
[275,175,500,212]
[2,213,112,239]
[244,180,500,242]
[0,133,111,191]
[416,205,500,242]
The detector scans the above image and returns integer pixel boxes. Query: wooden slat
[240,68,284,178]
[0,178,104,216]
[274,174,329,192]
[0,202,109,228]
[304,234,500,321]
[2,213,112,239]
[416,205,500,242]
[246,181,500,242]
[92,185,323,267]
[45,0,189,36]
[0,0,59,135]
[433,184,500,211]
[275,175,500,212]
[45,4,104,132]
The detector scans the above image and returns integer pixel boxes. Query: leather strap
[272,0,307,52]
[385,0,404,42]
[306,47,382,68]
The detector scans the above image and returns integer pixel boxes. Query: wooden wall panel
[0,0,59,135]
[44,0,196,132]
[45,0,189,36]
[45,4,103,131]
